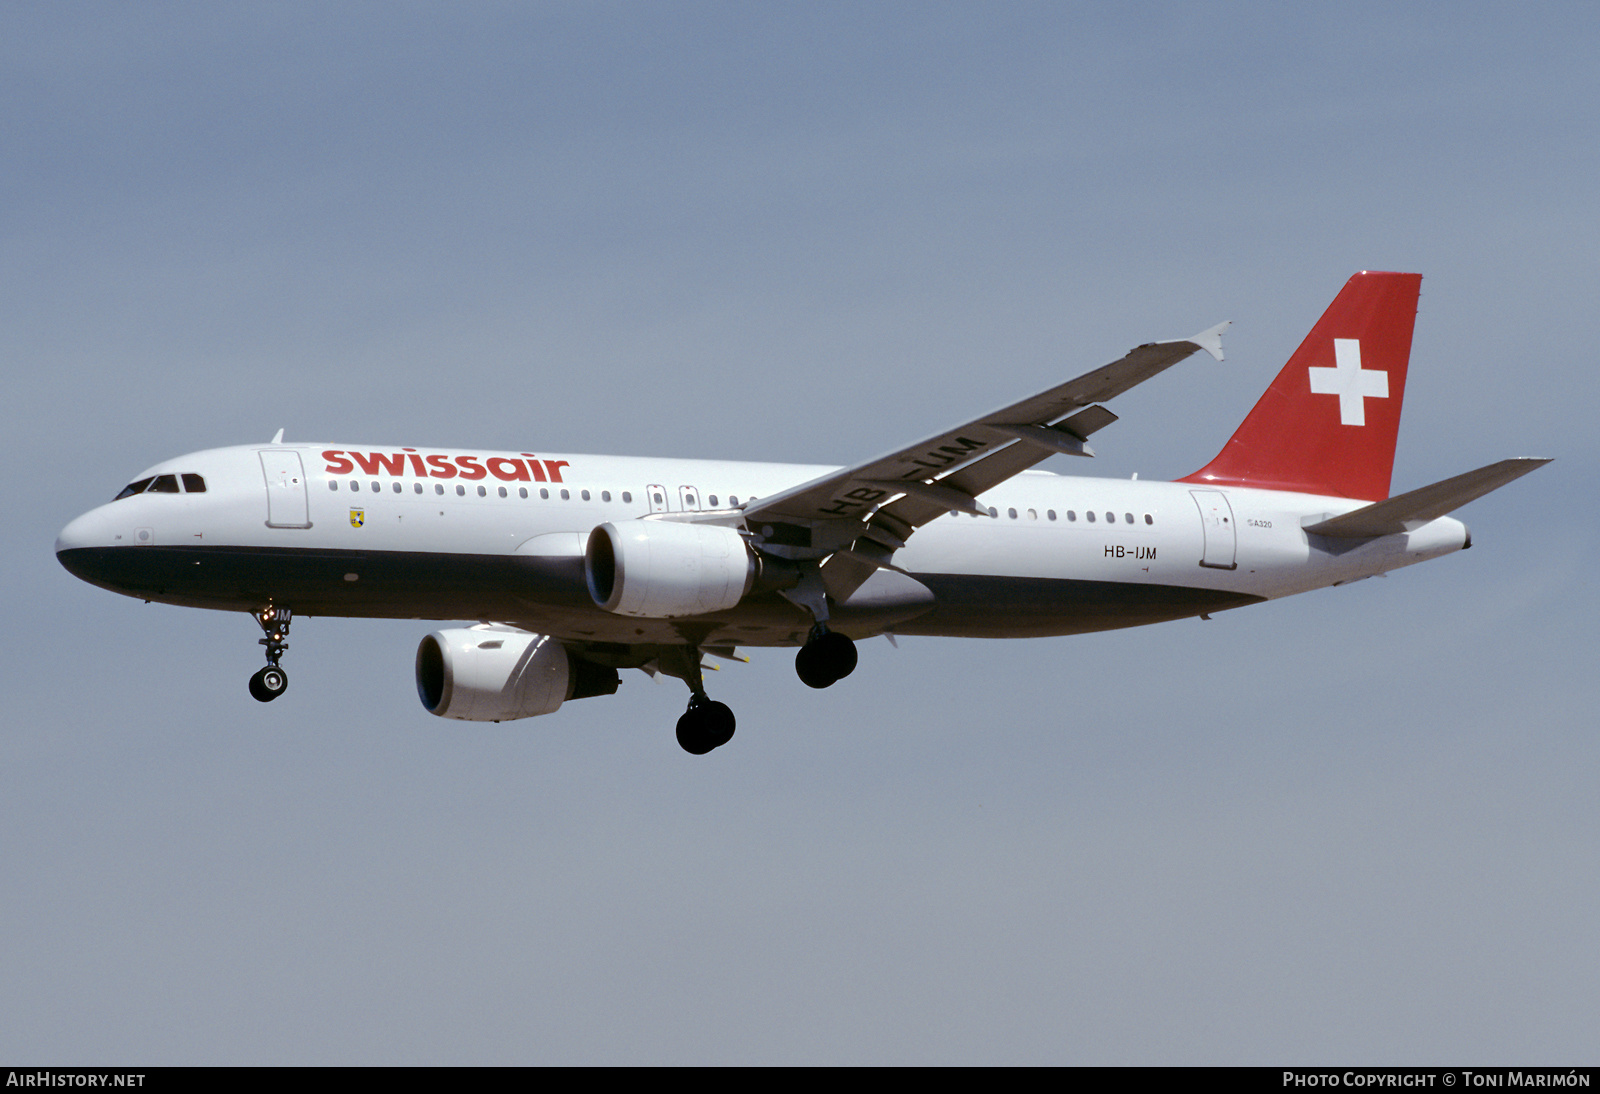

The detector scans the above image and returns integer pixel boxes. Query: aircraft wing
[741,321,1228,594]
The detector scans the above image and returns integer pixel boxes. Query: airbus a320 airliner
[57,273,1547,753]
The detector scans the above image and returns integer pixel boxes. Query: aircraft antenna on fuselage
[270,428,285,444]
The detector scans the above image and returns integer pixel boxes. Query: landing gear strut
[249,606,292,702]
[795,624,857,689]
[662,645,736,755]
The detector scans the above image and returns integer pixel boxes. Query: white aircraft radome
[56,272,1548,754]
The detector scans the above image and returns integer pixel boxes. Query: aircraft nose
[56,506,122,585]
[56,508,106,556]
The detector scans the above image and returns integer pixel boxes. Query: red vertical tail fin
[1178,271,1421,501]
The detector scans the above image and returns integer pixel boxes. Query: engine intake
[585,519,756,618]
[416,627,620,722]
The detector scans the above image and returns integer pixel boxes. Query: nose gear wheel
[249,665,288,702]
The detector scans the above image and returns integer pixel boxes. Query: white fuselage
[56,442,1469,648]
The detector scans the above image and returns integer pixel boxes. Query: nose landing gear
[249,607,292,702]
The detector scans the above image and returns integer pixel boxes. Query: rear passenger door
[1189,489,1236,570]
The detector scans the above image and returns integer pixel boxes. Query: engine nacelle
[585,519,756,618]
[416,626,620,722]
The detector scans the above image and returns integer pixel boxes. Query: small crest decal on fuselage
[349,508,365,527]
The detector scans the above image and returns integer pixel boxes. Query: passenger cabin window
[623,492,633,503]
[1086,511,1095,523]
[581,489,591,501]
[181,474,206,493]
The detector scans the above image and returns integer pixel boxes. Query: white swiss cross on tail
[1308,338,1388,426]
[1179,271,1420,500]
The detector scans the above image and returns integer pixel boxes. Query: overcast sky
[4,2,1597,1064]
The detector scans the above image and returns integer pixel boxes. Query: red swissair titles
[323,449,571,484]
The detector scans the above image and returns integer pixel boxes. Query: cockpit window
[114,472,205,500]
[114,477,155,500]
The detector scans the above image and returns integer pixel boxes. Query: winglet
[1188,320,1230,362]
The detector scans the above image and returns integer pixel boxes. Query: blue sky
[4,2,1597,1063]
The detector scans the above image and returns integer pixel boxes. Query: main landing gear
[660,645,736,755]
[672,626,856,753]
[677,694,736,756]
[795,625,857,689]
[779,566,857,689]
[248,606,292,703]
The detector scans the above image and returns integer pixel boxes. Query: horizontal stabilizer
[1303,457,1551,538]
